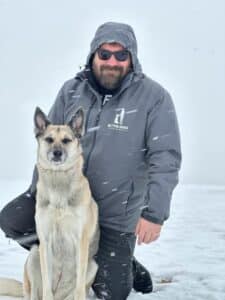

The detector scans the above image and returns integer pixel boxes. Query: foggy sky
[0,0,224,185]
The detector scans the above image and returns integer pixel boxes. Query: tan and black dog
[0,107,99,300]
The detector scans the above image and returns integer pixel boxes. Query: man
[0,22,181,299]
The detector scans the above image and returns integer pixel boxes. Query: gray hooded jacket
[31,22,182,233]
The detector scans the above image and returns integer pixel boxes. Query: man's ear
[67,107,85,138]
[34,107,51,137]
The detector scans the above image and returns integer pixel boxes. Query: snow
[152,136,159,141]
[87,126,100,133]
[125,110,138,114]
[0,181,225,299]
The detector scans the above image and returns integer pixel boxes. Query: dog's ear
[68,107,85,138]
[34,107,51,137]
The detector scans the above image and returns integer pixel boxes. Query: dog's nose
[53,149,62,158]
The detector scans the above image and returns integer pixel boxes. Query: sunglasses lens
[115,50,129,61]
[98,49,111,60]
[97,49,129,62]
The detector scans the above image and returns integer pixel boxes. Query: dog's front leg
[39,234,54,300]
[74,230,89,300]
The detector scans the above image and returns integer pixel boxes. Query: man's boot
[132,257,153,293]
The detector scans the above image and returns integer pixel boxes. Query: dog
[0,107,99,300]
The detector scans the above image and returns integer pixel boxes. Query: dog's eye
[62,138,72,144]
[45,137,54,144]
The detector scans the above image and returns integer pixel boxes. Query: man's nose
[105,55,119,66]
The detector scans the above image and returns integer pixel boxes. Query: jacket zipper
[83,97,104,175]
[84,96,96,134]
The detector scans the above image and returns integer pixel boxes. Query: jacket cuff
[141,209,164,225]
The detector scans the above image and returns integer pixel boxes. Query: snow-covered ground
[0,180,225,300]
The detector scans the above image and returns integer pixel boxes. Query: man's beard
[92,64,128,90]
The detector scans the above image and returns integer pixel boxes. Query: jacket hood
[86,22,142,75]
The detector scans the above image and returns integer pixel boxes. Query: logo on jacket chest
[107,108,129,132]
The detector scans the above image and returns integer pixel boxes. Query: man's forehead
[99,42,125,50]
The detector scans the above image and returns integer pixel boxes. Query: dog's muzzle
[48,148,67,164]
[53,149,63,161]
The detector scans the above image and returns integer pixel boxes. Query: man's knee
[0,189,37,250]
[92,227,135,300]
[0,202,13,238]
[93,284,131,300]
[0,204,37,250]
[92,260,133,299]
[92,266,133,300]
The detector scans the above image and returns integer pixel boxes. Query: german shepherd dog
[0,107,99,300]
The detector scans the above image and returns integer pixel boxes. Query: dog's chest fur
[36,169,89,297]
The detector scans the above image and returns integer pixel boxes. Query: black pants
[0,189,136,300]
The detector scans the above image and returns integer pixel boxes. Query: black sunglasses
[97,48,129,62]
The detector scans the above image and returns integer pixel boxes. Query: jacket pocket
[96,179,133,218]
[125,177,147,216]
[125,181,134,215]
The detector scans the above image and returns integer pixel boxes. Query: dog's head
[34,107,84,170]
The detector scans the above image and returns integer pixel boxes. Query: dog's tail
[0,277,23,297]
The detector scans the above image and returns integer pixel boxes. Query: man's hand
[135,218,162,245]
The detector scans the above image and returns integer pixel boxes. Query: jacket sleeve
[48,83,66,124]
[141,89,182,225]
[29,84,66,194]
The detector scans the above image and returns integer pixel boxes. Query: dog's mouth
[51,157,63,164]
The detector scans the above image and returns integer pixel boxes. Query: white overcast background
[0,0,225,186]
